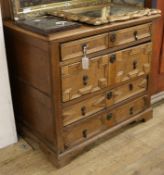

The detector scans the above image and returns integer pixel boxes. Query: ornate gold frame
[10,0,161,25]
[49,3,161,25]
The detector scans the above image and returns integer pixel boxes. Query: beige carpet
[1,101,164,175]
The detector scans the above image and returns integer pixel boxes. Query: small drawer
[109,23,151,47]
[63,94,106,126]
[63,113,106,148]
[61,55,108,102]
[61,33,108,61]
[106,77,147,107]
[108,43,152,86]
[108,96,148,124]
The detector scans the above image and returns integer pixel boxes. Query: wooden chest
[4,8,160,167]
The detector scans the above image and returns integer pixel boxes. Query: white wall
[0,6,17,148]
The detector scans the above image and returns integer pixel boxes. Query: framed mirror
[10,0,110,20]
[49,0,161,25]
[112,0,145,7]
[10,0,160,24]
[19,0,71,8]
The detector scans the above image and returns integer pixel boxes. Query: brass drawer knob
[82,129,88,138]
[110,33,116,42]
[107,113,113,120]
[134,31,138,40]
[81,106,87,116]
[107,91,113,100]
[83,75,89,86]
[129,107,134,115]
[110,54,116,64]
[129,84,134,91]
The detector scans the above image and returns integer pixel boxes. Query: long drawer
[63,77,147,126]
[63,94,106,126]
[63,96,148,148]
[109,23,152,47]
[61,43,151,102]
[106,77,147,106]
[63,112,107,148]
[108,42,152,86]
[61,33,109,61]
[61,55,108,102]
[107,96,149,124]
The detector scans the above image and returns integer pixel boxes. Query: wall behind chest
[0,7,17,148]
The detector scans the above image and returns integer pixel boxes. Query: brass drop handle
[82,129,88,138]
[107,91,113,100]
[129,107,134,115]
[129,84,134,91]
[134,31,138,40]
[110,54,116,64]
[133,61,138,70]
[81,106,87,116]
[83,75,89,86]
[107,113,113,120]
[110,33,116,42]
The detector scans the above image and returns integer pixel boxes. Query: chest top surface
[4,13,161,43]
[4,0,160,38]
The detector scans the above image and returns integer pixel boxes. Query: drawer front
[63,113,107,147]
[64,96,148,147]
[109,24,151,47]
[62,43,151,102]
[62,55,108,102]
[106,77,147,106]
[108,43,152,86]
[61,33,109,61]
[63,94,106,126]
[63,77,146,126]
[108,96,148,124]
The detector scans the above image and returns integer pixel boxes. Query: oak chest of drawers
[4,14,160,167]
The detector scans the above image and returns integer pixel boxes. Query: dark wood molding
[151,0,164,94]
[0,0,12,19]
[145,0,152,8]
